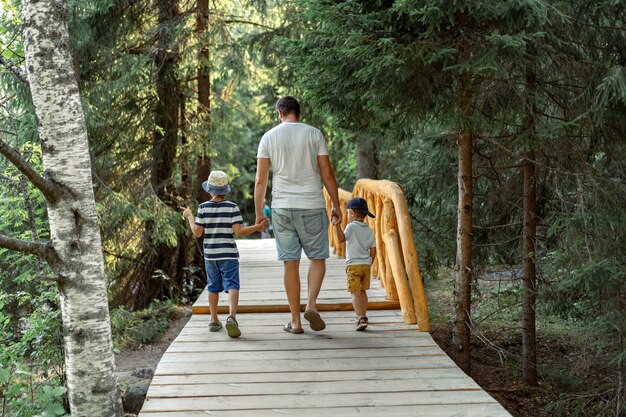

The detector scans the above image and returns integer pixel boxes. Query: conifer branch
[0,56,28,83]
[0,138,63,203]
[221,19,276,31]
[0,233,55,262]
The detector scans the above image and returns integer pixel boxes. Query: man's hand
[331,206,342,226]
[256,217,270,230]
[256,215,268,231]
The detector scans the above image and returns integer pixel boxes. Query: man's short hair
[276,96,300,117]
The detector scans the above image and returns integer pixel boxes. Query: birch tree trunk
[21,1,123,415]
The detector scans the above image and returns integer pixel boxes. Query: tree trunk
[180,94,189,198]
[522,55,539,386]
[453,10,473,374]
[21,1,123,415]
[134,0,186,309]
[618,279,626,416]
[522,149,538,385]
[356,136,379,179]
[152,0,180,200]
[455,130,473,374]
[196,0,211,203]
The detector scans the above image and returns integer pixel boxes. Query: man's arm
[255,157,271,224]
[317,155,342,224]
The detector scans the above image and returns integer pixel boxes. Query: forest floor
[426,272,620,417]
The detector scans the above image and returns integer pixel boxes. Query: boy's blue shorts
[205,259,240,293]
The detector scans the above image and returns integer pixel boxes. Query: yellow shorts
[346,265,371,293]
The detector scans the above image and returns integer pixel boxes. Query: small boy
[333,197,377,331]
[183,170,267,338]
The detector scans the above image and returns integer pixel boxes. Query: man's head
[276,96,300,121]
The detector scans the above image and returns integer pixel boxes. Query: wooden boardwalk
[139,239,511,417]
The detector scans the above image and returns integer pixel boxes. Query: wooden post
[383,230,417,324]
[383,201,399,300]
[374,194,386,282]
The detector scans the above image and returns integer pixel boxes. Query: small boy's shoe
[209,321,222,332]
[356,316,367,331]
[225,315,241,338]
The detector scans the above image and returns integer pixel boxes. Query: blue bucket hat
[202,170,231,195]
[347,197,375,218]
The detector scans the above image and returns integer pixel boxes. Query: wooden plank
[183,315,417,328]
[140,403,511,417]
[159,346,446,362]
[154,356,458,375]
[192,300,400,315]
[179,322,416,334]
[164,337,439,352]
[140,390,499,412]
[172,329,432,342]
[146,377,481,398]
[149,368,471,386]
[183,309,402,324]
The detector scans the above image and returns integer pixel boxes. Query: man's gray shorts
[271,208,329,261]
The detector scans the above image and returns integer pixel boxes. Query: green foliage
[0,284,66,417]
[110,299,179,350]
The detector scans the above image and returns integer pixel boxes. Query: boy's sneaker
[356,316,367,331]
[209,321,222,332]
[225,315,241,338]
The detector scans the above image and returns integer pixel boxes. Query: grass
[110,300,181,350]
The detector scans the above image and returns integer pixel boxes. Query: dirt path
[115,307,192,415]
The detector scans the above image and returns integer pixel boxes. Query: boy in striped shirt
[183,171,267,338]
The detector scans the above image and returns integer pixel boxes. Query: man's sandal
[304,310,326,331]
[283,322,304,334]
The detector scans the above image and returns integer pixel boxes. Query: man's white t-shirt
[257,122,329,209]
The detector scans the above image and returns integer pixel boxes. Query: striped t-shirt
[195,200,244,260]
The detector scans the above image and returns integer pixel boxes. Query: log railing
[325,179,430,331]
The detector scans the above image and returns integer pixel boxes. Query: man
[254,96,342,334]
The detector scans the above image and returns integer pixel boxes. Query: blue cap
[347,198,375,218]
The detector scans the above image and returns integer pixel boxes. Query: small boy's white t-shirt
[344,221,376,266]
[257,122,329,209]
